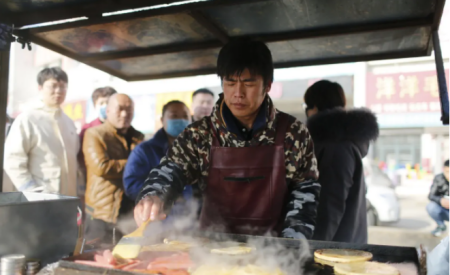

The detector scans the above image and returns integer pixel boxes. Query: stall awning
[1,0,446,81]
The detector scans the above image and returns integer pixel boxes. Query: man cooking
[134,39,320,239]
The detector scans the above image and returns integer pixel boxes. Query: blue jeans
[427,201,450,227]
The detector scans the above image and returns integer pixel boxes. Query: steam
[125,200,314,275]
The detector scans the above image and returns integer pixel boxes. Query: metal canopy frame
[2,0,444,81]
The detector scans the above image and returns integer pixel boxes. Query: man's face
[192,93,214,120]
[444,166,449,181]
[162,103,191,131]
[38,78,67,108]
[222,69,270,121]
[107,95,134,131]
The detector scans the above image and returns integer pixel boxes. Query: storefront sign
[366,69,450,114]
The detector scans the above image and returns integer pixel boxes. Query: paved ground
[368,180,448,250]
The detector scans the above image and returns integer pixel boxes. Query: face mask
[166,119,190,137]
[97,105,107,120]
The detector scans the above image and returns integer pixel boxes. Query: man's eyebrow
[224,77,257,82]
[241,78,257,82]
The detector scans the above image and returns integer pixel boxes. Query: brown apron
[199,112,290,236]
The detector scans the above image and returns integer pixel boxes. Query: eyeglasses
[302,103,311,112]
[43,84,67,91]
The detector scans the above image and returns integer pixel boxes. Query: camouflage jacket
[137,95,320,239]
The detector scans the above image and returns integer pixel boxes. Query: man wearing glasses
[4,67,80,196]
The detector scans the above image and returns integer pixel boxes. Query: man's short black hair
[445,160,449,167]
[37,67,68,86]
[92,86,117,104]
[304,80,346,111]
[217,39,274,87]
[162,100,187,116]
[192,88,214,99]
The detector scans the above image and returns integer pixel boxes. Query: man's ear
[265,82,273,94]
[38,85,43,92]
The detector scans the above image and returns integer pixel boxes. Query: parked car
[363,159,401,226]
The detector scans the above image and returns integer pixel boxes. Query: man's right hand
[134,196,167,227]
[440,198,449,209]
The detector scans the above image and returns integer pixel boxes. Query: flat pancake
[141,239,197,252]
[314,249,373,263]
[334,261,400,275]
[210,246,255,255]
[314,256,341,267]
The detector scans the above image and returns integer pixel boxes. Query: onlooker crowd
[3,66,213,244]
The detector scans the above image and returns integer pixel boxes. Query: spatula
[112,219,162,259]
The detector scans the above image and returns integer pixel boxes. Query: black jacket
[307,108,379,244]
[429,174,449,204]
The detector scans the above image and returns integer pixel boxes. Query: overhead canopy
[1,0,446,81]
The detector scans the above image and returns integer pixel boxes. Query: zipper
[224,176,265,182]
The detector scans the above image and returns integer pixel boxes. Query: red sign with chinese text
[366,70,450,114]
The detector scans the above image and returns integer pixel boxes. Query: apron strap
[275,112,290,145]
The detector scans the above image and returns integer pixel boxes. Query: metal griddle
[54,232,421,275]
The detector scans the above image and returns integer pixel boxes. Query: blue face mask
[166,119,190,137]
[97,105,107,120]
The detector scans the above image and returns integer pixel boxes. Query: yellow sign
[63,101,85,122]
[155,91,193,115]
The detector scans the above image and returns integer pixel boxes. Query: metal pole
[0,42,10,192]
[432,30,449,125]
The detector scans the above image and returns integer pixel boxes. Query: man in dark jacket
[123,100,192,201]
[305,80,379,244]
[427,160,449,237]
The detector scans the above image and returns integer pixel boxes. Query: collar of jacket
[212,93,276,137]
[104,120,142,140]
[306,107,379,143]
[36,102,63,118]
[150,128,170,152]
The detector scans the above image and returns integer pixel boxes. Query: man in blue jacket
[123,100,193,216]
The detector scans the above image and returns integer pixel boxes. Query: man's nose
[233,83,244,98]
